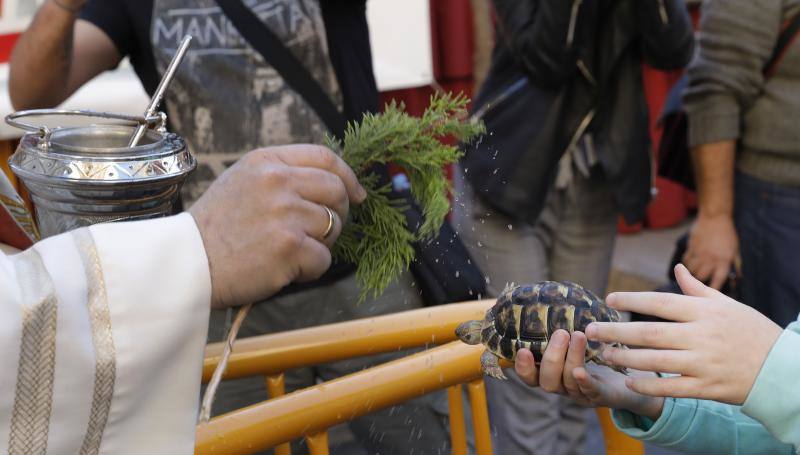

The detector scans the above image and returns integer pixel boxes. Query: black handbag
[217,0,487,305]
[462,67,574,225]
[657,12,800,190]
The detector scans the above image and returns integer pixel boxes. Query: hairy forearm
[9,0,81,109]
[692,141,735,218]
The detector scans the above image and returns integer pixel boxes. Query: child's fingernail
[585,323,597,339]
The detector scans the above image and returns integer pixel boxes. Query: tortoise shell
[482,281,620,363]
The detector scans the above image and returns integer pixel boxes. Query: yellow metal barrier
[202,300,492,381]
[198,301,645,454]
[196,342,491,454]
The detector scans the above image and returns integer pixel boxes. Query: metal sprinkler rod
[127,35,192,147]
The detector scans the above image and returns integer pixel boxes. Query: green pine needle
[327,92,485,302]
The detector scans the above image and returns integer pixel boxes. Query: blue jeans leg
[735,170,800,328]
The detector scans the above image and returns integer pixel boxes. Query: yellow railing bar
[202,300,493,382]
[195,342,491,454]
[466,379,493,455]
[306,432,329,455]
[447,385,468,455]
[265,374,290,455]
[596,407,645,453]
[198,300,644,455]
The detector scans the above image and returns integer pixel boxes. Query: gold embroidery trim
[8,248,58,455]
[73,229,117,455]
[0,193,39,240]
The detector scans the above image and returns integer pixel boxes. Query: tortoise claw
[481,350,507,380]
[592,345,630,376]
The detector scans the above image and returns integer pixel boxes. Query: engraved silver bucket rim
[5,109,196,186]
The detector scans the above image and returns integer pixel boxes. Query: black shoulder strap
[764,12,800,78]
[216,0,347,139]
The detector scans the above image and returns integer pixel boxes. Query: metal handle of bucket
[5,109,166,150]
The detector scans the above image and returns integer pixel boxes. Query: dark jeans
[735,170,800,327]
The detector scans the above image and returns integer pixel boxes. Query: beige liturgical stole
[0,213,211,454]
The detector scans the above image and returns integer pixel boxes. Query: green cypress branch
[327,92,485,301]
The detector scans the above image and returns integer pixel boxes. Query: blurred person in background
[456,0,693,453]
[9,1,450,453]
[682,0,800,328]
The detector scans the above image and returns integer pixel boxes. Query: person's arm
[512,326,795,454]
[684,140,738,289]
[613,398,795,454]
[741,319,800,448]
[0,213,211,453]
[9,0,121,110]
[681,0,784,288]
[491,0,581,88]
[0,145,365,452]
[588,265,800,450]
[635,0,694,70]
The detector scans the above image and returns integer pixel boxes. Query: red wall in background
[0,32,20,63]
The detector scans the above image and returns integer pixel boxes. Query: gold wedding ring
[322,206,335,239]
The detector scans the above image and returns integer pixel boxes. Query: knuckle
[308,250,332,280]
[540,381,558,393]
[333,175,348,198]
[276,229,305,255]
[643,324,664,345]
[271,196,299,216]
[602,347,619,365]
[260,165,290,187]
[563,383,580,396]
[312,145,337,169]
[245,147,276,167]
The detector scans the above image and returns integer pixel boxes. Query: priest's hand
[586,264,783,405]
[190,145,367,309]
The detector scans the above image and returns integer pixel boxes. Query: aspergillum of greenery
[325,92,486,302]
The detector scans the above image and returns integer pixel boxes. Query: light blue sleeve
[741,320,800,449]
[611,316,800,454]
[612,398,794,454]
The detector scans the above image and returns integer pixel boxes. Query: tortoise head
[456,320,483,345]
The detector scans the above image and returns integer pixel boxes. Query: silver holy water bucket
[5,109,196,238]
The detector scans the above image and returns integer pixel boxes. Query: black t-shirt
[80,0,379,289]
[80,0,378,123]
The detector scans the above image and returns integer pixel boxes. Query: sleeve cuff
[86,212,212,452]
[612,398,698,444]
[742,324,800,444]
[685,94,742,147]
[88,212,212,308]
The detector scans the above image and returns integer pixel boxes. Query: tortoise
[455,281,627,379]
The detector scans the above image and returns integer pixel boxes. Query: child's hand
[587,264,783,405]
[515,330,664,420]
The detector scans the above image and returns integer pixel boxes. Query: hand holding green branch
[200,93,485,420]
[327,92,485,301]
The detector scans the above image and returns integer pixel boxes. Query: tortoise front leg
[590,343,630,376]
[481,350,507,380]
